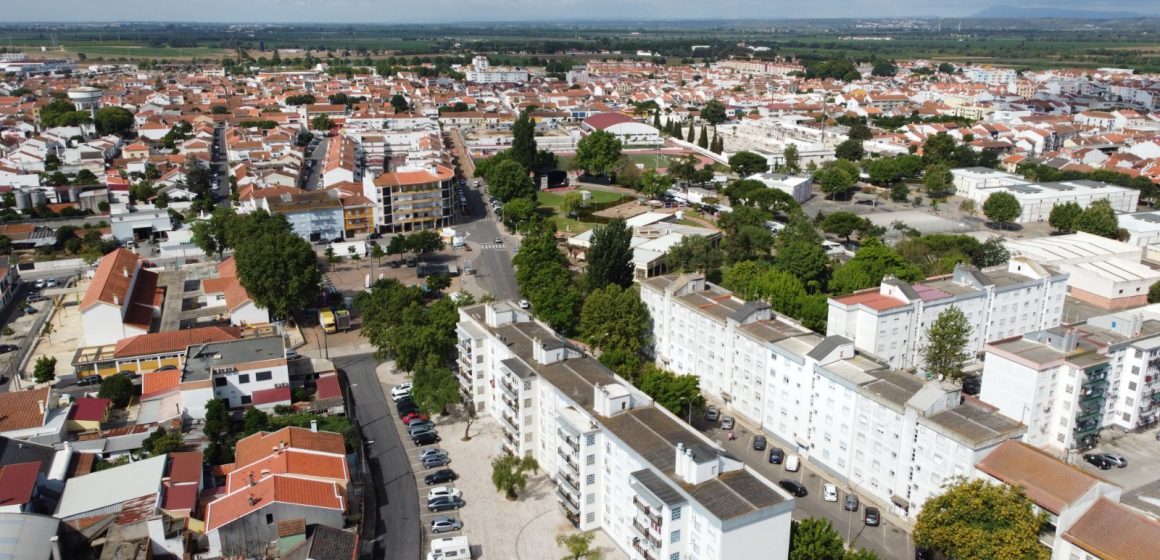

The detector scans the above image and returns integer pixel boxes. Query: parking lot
[1074,427,1160,491]
[379,371,624,560]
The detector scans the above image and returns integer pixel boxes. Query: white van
[427,536,470,560]
[784,454,800,472]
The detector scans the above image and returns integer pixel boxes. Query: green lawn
[536,189,628,234]
[62,45,232,58]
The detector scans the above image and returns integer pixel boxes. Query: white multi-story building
[641,274,1026,520]
[982,308,1160,453]
[826,260,1068,370]
[456,302,795,560]
[179,336,291,418]
[951,168,1139,223]
[465,56,529,84]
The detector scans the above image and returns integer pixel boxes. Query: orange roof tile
[1063,497,1160,560]
[234,427,346,471]
[0,387,50,432]
[976,440,1104,515]
[167,451,203,486]
[81,248,142,310]
[205,474,344,532]
[832,289,908,311]
[227,449,348,493]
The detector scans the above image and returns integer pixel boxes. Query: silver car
[430,516,463,534]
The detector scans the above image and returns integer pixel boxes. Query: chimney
[247,494,257,506]
[310,420,318,433]
[37,400,45,415]
[248,472,256,487]
[113,295,119,306]
[122,266,129,278]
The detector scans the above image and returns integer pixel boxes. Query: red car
[402,412,430,425]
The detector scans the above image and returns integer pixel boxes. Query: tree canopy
[1048,201,1082,234]
[665,235,723,276]
[813,159,860,200]
[93,106,135,136]
[728,151,769,177]
[829,238,924,294]
[638,365,705,420]
[486,159,536,203]
[700,99,727,125]
[574,130,623,176]
[232,211,322,320]
[915,478,1049,560]
[982,192,1022,229]
[584,218,634,290]
[922,307,973,381]
[579,285,651,371]
[1072,199,1121,239]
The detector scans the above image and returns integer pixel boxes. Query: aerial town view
[3,2,1160,560]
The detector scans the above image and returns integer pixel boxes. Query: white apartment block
[456,302,795,560]
[465,56,528,84]
[952,168,1139,223]
[641,274,1025,521]
[826,260,1068,371]
[1115,209,1160,248]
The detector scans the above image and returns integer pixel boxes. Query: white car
[823,483,838,502]
[391,383,413,401]
[518,299,530,309]
[427,486,463,503]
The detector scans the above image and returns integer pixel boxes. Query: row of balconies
[631,538,656,560]
[500,412,518,432]
[557,429,580,452]
[557,488,580,514]
[631,519,662,549]
[631,496,663,525]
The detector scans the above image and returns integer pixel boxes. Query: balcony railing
[498,379,517,398]
[501,412,518,432]
[631,539,656,560]
[557,473,580,496]
[557,430,580,452]
[556,488,580,513]
[631,497,662,525]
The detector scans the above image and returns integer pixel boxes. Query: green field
[59,45,232,59]
[558,153,679,171]
[537,189,628,234]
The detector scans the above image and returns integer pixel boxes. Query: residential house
[200,257,270,327]
[179,335,290,417]
[80,248,163,346]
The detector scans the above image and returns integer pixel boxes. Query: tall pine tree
[698,125,709,149]
[686,121,695,143]
[511,109,537,171]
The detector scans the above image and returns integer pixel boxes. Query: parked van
[784,454,800,472]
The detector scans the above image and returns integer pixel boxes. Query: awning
[892,495,910,509]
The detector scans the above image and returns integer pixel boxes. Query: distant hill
[972,6,1143,19]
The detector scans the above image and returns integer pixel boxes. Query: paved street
[690,414,915,560]
[337,353,421,560]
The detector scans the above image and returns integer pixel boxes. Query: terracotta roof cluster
[113,325,243,358]
[82,248,163,330]
[0,386,51,433]
[975,440,1105,515]
[201,257,254,312]
[1063,497,1160,560]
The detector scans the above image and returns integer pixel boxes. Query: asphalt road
[303,137,326,190]
[456,181,520,301]
[337,353,420,560]
[692,416,915,560]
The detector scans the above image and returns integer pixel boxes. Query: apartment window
[586,474,595,485]
[476,355,483,364]
[671,554,680,560]
[586,454,595,466]
[240,395,252,405]
[214,377,226,387]
[255,371,272,382]
[586,493,595,505]
[523,381,531,391]
[266,513,274,524]
[237,374,250,384]
[1065,385,1074,394]
[1123,413,1132,422]
[586,512,595,523]
[1060,418,1069,427]
[1057,433,1066,443]
[671,530,681,544]
[671,506,682,521]
[1126,398,1135,406]
[586,434,596,446]
[1129,381,1138,391]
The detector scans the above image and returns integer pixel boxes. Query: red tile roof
[251,386,291,406]
[227,449,348,493]
[81,248,141,310]
[0,462,41,507]
[234,427,346,471]
[167,451,203,486]
[205,474,345,532]
[582,112,634,130]
[1063,497,1160,560]
[832,289,908,311]
[316,373,342,400]
[141,370,182,400]
[0,387,50,433]
[162,483,198,512]
[976,440,1104,515]
[113,325,242,358]
[68,397,110,422]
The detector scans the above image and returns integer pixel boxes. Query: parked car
[768,447,784,465]
[419,448,446,460]
[843,494,860,512]
[704,405,719,422]
[864,507,881,527]
[427,496,464,512]
[424,469,458,485]
[1100,453,1127,468]
[518,299,530,309]
[412,432,441,446]
[285,350,301,360]
[0,344,18,354]
[422,454,451,469]
[156,364,178,371]
[34,279,45,289]
[408,425,437,439]
[116,370,140,380]
[391,383,413,401]
[398,405,420,419]
[915,547,935,560]
[784,454,800,472]
[1083,453,1114,470]
[720,416,735,430]
[752,435,767,451]
[23,306,36,314]
[427,486,462,504]
[45,279,57,288]
[25,293,46,303]
[76,375,102,387]
[430,516,463,534]
[823,484,838,502]
[494,237,502,244]
[778,480,808,497]
[402,412,430,425]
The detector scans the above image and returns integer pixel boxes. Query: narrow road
[338,353,420,560]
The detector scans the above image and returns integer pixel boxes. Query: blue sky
[4,0,1156,22]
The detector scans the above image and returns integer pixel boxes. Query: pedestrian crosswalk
[480,243,505,250]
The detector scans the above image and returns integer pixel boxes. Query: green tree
[243,406,271,435]
[556,531,603,560]
[579,284,651,362]
[922,132,957,167]
[33,356,57,384]
[355,279,426,360]
[847,121,873,141]
[829,238,924,294]
[310,114,332,131]
[982,192,1022,230]
[637,169,673,199]
[777,240,829,289]
[871,60,899,77]
[426,273,451,292]
[1073,199,1120,239]
[511,109,538,170]
[821,212,868,244]
[389,93,409,113]
[204,399,230,438]
[407,230,445,255]
[98,374,134,408]
[813,159,860,200]
[666,235,723,275]
[191,206,237,260]
[93,106,135,136]
[515,227,581,333]
[560,191,584,218]
[700,99,727,125]
[922,163,954,196]
[697,125,709,149]
[782,144,801,174]
[922,307,972,381]
[666,155,699,184]
[1049,201,1082,233]
[789,517,847,560]
[144,427,184,455]
[915,478,1049,560]
[866,157,900,186]
[491,453,540,500]
[211,105,228,115]
[584,218,634,289]
[728,151,769,177]
[1148,281,1160,304]
[959,199,977,218]
[411,363,460,415]
[573,130,623,176]
[502,198,540,232]
[232,212,322,319]
[835,138,865,161]
[718,206,775,263]
[638,365,705,420]
[387,235,409,260]
[488,160,536,203]
[370,243,385,266]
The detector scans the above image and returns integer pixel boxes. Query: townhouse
[456,301,796,560]
[826,260,1067,370]
[640,274,1026,520]
[80,248,164,346]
